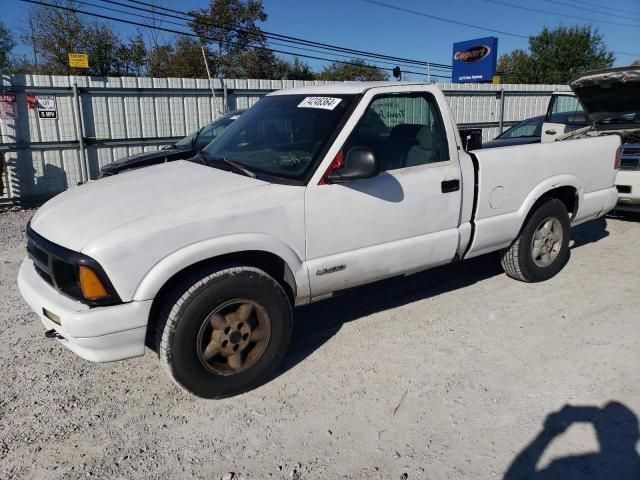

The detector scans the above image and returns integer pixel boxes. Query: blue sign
[452,37,498,83]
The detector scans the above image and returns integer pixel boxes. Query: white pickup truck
[18,82,620,398]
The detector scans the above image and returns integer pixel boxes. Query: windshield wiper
[222,159,256,178]
[200,153,256,178]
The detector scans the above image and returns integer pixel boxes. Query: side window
[195,121,230,149]
[548,95,587,125]
[503,118,538,138]
[344,93,449,171]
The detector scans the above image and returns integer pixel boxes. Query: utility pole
[201,46,221,119]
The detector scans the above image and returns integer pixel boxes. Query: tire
[500,198,570,283]
[156,265,292,399]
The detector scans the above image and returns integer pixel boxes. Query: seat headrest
[390,123,424,141]
[416,126,433,148]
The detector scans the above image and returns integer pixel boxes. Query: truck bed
[465,135,620,258]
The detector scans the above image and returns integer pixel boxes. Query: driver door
[541,93,589,142]
[305,91,463,298]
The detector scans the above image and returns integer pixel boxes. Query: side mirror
[327,147,380,183]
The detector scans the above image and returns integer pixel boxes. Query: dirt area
[1,208,639,480]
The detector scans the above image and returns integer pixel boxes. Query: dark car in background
[482,115,545,149]
[99,110,246,177]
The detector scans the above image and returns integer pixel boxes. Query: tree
[116,33,147,77]
[317,59,388,81]
[281,57,315,80]
[189,0,269,77]
[84,22,121,76]
[232,49,283,78]
[0,22,16,73]
[20,1,148,77]
[498,25,614,84]
[148,37,209,78]
[27,0,86,74]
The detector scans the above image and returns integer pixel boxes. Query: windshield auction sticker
[298,97,342,110]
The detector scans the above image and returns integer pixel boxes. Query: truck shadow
[608,209,640,223]
[277,217,611,378]
[503,402,640,480]
[569,217,609,249]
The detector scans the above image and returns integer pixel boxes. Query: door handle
[441,179,460,193]
[545,129,557,135]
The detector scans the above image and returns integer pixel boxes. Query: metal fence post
[72,81,88,183]
[498,88,506,134]
[222,77,228,114]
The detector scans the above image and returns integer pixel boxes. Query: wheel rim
[531,217,563,268]
[196,299,271,376]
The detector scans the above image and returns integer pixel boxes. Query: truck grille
[27,227,84,300]
[26,225,121,306]
[620,144,640,170]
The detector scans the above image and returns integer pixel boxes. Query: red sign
[26,94,38,110]
[0,93,17,120]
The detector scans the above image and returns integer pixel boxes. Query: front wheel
[500,198,570,282]
[156,265,292,398]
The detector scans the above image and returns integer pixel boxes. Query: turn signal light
[78,266,109,300]
[614,147,622,170]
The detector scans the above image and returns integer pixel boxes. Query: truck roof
[267,81,428,96]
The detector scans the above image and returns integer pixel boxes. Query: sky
[4,0,640,79]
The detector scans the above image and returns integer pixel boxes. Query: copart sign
[452,36,498,84]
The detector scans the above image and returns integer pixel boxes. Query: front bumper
[615,170,640,211]
[18,258,152,362]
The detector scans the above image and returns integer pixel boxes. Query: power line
[77,0,449,74]
[361,0,640,60]
[614,51,640,58]
[541,0,640,22]
[19,0,452,79]
[360,0,529,39]
[558,0,640,17]
[484,0,640,28]
[116,0,452,70]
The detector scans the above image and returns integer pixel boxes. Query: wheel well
[145,251,297,347]
[533,186,578,220]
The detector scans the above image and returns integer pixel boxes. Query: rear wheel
[500,198,570,282]
[157,265,292,398]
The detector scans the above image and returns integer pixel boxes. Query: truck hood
[100,147,193,175]
[570,66,640,122]
[30,160,273,252]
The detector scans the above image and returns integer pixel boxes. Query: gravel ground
[1,208,639,480]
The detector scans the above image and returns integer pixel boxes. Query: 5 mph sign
[36,95,57,119]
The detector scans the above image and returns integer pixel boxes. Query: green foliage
[498,25,615,84]
[20,1,136,76]
[148,37,209,78]
[9,0,386,81]
[116,33,147,77]
[280,57,315,80]
[84,22,121,77]
[189,0,268,77]
[27,0,86,74]
[0,22,16,73]
[317,58,389,81]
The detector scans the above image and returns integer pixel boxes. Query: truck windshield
[201,94,356,180]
